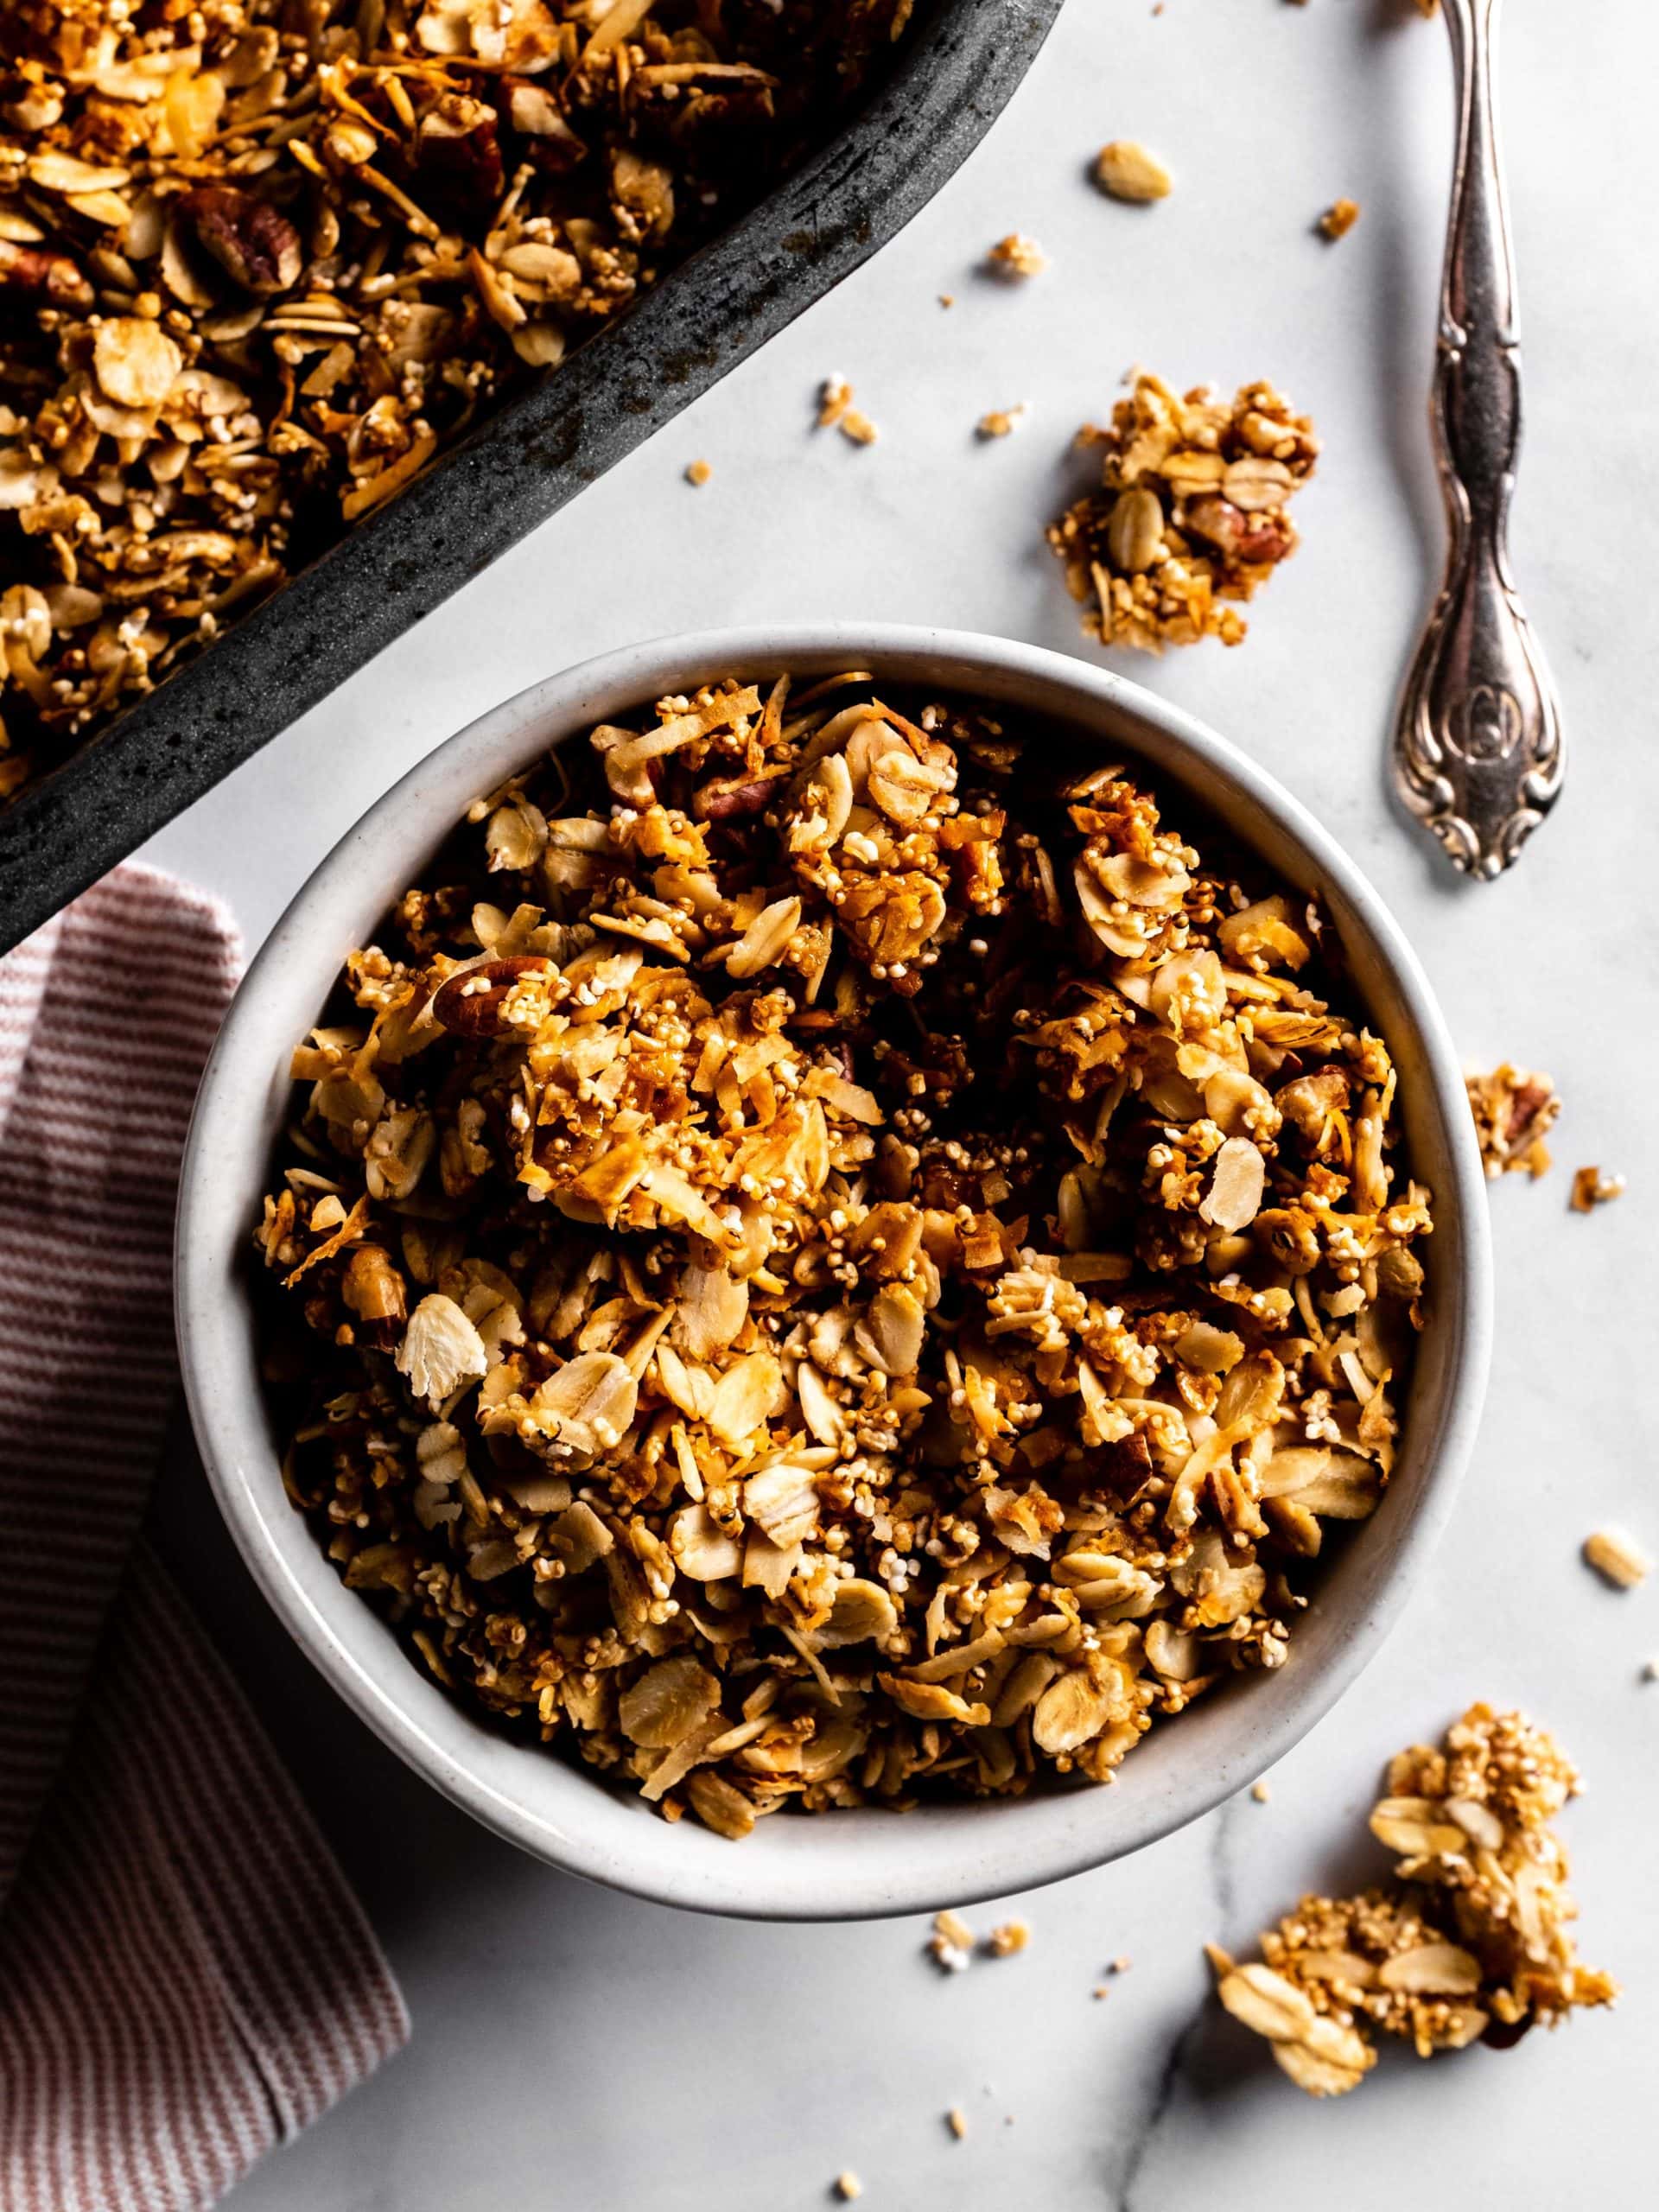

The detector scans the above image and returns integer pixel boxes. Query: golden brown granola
[1094,141,1171,204]
[817,372,877,446]
[1570,1165,1623,1213]
[1582,1528,1651,1591]
[1319,198,1360,241]
[1214,1703,1618,2096]
[683,456,711,488]
[1047,373,1317,652]
[0,0,913,798]
[258,673,1432,1838]
[984,231,1045,279]
[975,403,1025,441]
[1465,1063,1559,1179]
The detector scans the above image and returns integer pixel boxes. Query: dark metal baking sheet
[0,0,1064,955]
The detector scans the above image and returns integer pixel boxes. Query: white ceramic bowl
[176,625,1491,1922]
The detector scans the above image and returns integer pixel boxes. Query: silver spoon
[1390,0,1564,880]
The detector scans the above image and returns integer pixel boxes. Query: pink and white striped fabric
[0,864,408,2212]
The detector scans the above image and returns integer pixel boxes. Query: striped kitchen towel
[0,864,408,2212]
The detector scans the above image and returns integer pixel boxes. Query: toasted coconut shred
[0,0,915,799]
[1212,1704,1618,2098]
[258,674,1433,1838]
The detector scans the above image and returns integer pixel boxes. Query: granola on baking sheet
[1213,1703,1618,2096]
[257,674,1431,1836]
[0,1,914,800]
[1048,373,1317,653]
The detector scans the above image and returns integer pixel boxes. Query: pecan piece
[693,774,779,823]
[1096,1430,1155,1506]
[504,78,588,175]
[176,184,302,296]
[1184,495,1294,566]
[0,238,93,311]
[431,957,552,1037]
[416,94,504,207]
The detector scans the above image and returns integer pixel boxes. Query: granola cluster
[0,0,913,798]
[1048,373,1318,652]
[1214,1704,1618,2096]
[1464,1063,1560,1179]
[258,673,1431,1838]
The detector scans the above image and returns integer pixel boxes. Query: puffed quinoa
[1047,373,1318,652]
[259,672,1431,1837]
[1213,1704,1618,2097]
[0,0,914,798]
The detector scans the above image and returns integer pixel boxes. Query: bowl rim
[175,623,1492,1922]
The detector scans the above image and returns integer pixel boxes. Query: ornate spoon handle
[1390,0,1564,880]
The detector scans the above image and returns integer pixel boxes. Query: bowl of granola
[175,626,1491,1918]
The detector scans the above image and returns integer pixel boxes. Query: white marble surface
[146,1,1659,2202]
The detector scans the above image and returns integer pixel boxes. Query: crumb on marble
[985,232,1046,279]
[1571,1166,1624,1213]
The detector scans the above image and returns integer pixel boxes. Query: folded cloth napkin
[0,864,408,2212]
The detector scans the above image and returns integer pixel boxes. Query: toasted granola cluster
[0,0,912,798]
[1048,373,1318,652]
[1465,1063,1560,1179]
[1215,1703,1618,2095]
[258,674,1431,1837]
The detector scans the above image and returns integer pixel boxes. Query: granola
[1047,373,1317,652]
[1570,1166,1622,1212]
[1465,1063,1559,1179]
[1094,142,1171,204]
[0,0,913,799]
[1214,1704,1617,2095]
[258,672,1432,1838]
[1319,198,1360,241]
[985,231,1045,279]
[1582,1529,1651,1591]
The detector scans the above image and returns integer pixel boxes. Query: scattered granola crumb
[1319,199,1362,241]
[939,293,955,308]
[1642,1658,1659,1684]
[1092,1985,1110,2000]
[976,404,1028,441]
[1110,1956,1132,1975]
[1252,1780,1272,1803]
[1048,372,1317,651]
[1571,1166,1624,1213]
[1212,1702,1618,2098]
[930,1909,976,1971]
[834,2172,863,2202]
[988,1919,1030,1957]
[1583,1529,1652,1592]
[817,375,879,446]
[946,2107,969,2140]
[685,460,714,488]
[1095,141,1173,203]
[1465,1065,1560,1179]
[985,232,1047,279]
